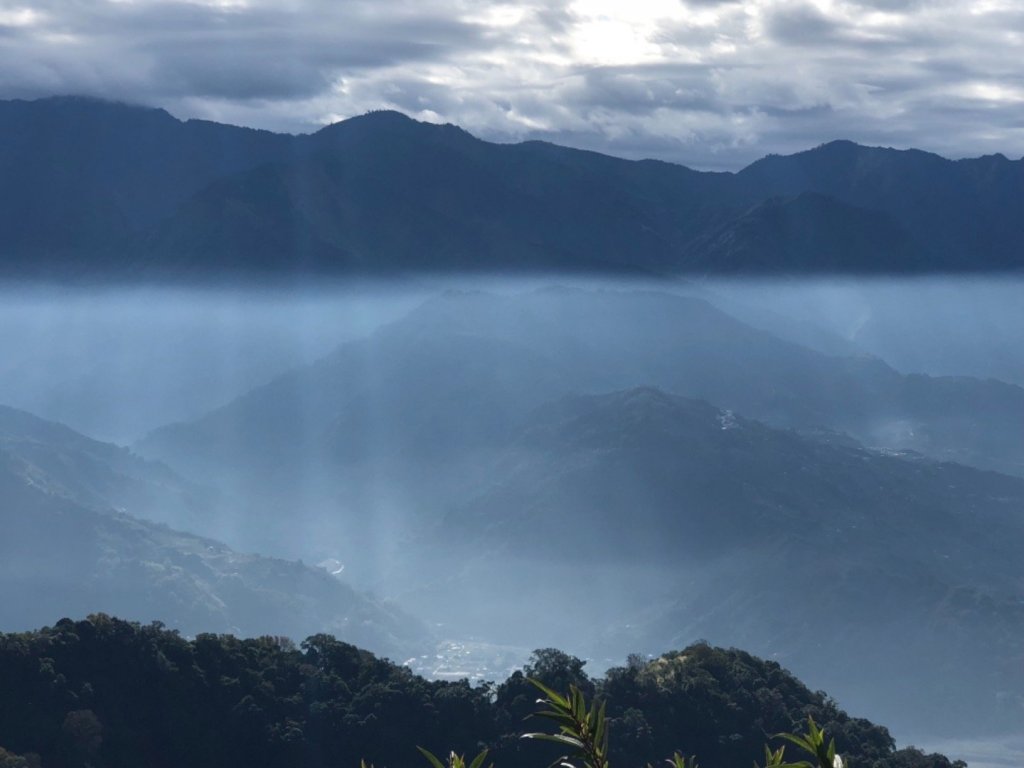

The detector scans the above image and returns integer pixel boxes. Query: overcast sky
[1,0,1022,169]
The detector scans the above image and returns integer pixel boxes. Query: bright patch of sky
[0,0,1021,169]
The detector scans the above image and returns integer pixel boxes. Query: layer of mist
[2,274,1022,758]
[4,275,1021,442]
[0,282,423,442]
[693,277,1024,385]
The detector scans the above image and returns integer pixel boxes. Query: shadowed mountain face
[0,97,285,271]
[681,192,923,273]
[435,389,1024,732]
[0,405,426,658]
[3,96,1024,276]
[442,387,1024,564]
[736,141,1024,268]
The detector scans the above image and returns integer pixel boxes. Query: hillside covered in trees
[0,616,964,768]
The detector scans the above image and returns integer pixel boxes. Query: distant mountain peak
[12,93,178,121]
[813,138,862,152]
[312,108,474,142]
[741,137,952,174]
[339,108,414,125]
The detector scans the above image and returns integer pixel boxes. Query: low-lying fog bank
[3,275,1021,444]
[691,275,1024,385]
[0,280,425,442]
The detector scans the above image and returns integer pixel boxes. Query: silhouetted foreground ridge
[0,616,964,768]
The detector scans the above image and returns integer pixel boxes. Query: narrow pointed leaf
[523,733,585,749]
[594,700,607,750]
[417,747,447,768]
[775,733,816,754]
[533,710,576,724]
[529,679,570,709]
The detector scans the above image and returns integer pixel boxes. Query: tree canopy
[0,617,963,768]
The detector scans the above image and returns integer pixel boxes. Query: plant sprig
[417,746,492,768]
[762,716,845,768]
[415,681,847,768]
[522,678,609,768]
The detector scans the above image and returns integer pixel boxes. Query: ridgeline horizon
[12,94,1024,167]
[3,94,1024,279]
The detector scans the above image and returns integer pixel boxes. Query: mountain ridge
[139,288,1024,485]
[3,96,1023,276]
[409,385,1024,733]
[0,402,427,657]
[128,288,1024,733]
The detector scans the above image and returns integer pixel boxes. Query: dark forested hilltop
[0,616,964,768]
[2,96,1023,278]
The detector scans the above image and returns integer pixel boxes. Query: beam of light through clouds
[0,0,1022,168]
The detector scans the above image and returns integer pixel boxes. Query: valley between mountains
[4,285,1022,747]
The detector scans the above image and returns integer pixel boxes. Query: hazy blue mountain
[135,313,578,564]
[0,404,213,531]
[138,288,1024,523]
[406,387,1024,734]
[0,405,425,657]
[132,288,1024,734]
[2,96,1023,276]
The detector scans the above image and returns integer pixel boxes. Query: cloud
[763,2,845,46]
[0,0,1021,168]
[0,0,497,105]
